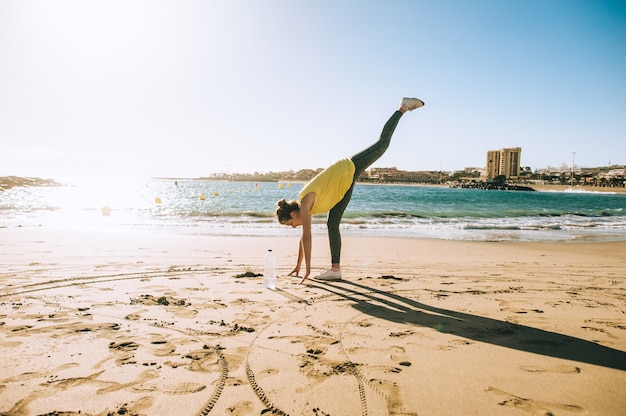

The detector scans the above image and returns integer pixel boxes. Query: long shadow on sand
[316,279,626,372]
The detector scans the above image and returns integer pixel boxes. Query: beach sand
[1,227,625,416]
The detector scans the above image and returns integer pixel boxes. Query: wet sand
[1,227,625,415]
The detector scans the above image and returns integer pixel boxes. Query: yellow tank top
[298,158,356,215]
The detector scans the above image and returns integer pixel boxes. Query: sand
[1,227,625,416]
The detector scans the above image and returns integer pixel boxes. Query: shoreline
[4,175,625,194]
[5,222,626,244]
[529,183,626,193]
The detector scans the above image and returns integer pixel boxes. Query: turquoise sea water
[2,178,625,242]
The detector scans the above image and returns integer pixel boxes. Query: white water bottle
[264,249,276,289]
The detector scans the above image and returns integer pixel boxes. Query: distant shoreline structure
[450,182,536,192]
[3,175,625,194]
[0,176,61,191]
[528,183,626,194]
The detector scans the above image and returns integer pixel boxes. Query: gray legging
[327,110,404,264]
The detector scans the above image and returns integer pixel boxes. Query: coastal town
[204,147,626,191]
[2,147,625,192]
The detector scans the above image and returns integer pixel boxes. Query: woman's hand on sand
[289,267,311,283]
[298,269,311,284]
[289,268,311,283]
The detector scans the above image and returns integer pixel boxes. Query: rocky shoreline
[450,182,536,191]
[0,176,61,191]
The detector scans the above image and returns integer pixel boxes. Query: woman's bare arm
[298,192,315,283]
[288,237,304,276]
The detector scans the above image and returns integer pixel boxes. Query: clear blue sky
[1,0,625,180]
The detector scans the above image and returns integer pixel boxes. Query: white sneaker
[401,97,425,111]
[314,269,342,281]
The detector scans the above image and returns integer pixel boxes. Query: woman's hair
[275,199,300,224]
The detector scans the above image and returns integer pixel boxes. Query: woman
[275,97,424,283]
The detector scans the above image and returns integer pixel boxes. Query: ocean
[2,178,626,242]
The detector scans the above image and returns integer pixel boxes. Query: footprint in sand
[581,325,618,339]
[519,365,581,374]
[1,388,52,414]
[47,370,106,390]
[124,309,148,321]
[148,337,176,356]
[389,345,412,367]
[185,348,223,372]
[0,340,21,348]
[2,371,44,383]
[7,324,34,333]
[108,340,140,365]
[354,319,374,328]
[53,362,80,372]
[225,401,255,415]
[225,377,247,387]
[501,307,545,314]
[97,369,159,394]
[585,318,626,330]
[14,322,120,335]
[140,382,206,394]
[438,338,475,351]
[104,397,155,415]
[344,345,411,372]
[487,386,585,414]
[389,329,416,338]
[168,306,198,318]
[109,341,139,351]
[369,378,417,416]
[128,396,155,413]
[130,294,189,307]
[223,346,248,373]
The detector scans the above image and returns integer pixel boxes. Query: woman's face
[283,211,302,228]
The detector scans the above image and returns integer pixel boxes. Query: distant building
[363,166,441,183]
[486,147,522,180]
